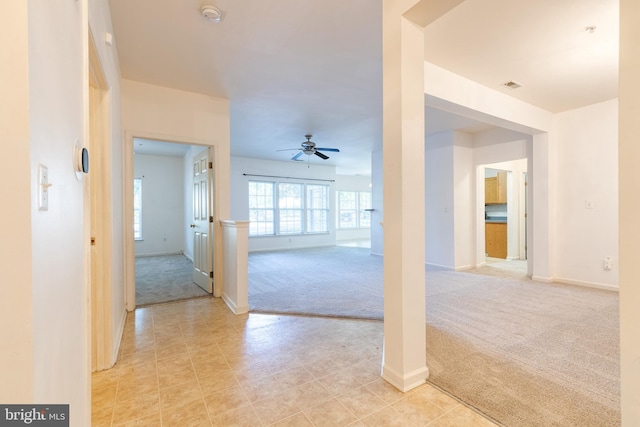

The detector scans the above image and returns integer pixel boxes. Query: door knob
[190,224,196,228]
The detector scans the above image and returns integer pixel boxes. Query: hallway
[92,297,497,426]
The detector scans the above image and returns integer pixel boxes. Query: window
[306,185,329,233]
[248,180,329,236]
[249,181,275,236]
[338,191,357,229]
[358,191,372,228]
[278,183,303,234]
[337,190,371,229]
[133,178,143,240]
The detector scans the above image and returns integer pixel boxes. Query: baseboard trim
[182,251,193,262]
[454,265,473,272]
[425,262,454,271]
[135,251,183,258]
[222,293,249,315]
[381,364,429,392]
[553,277,619,292]
[531,275,554,283]
[111,308,127,367]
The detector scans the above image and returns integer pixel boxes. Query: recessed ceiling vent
[503,80,523,90]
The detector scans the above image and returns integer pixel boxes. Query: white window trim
[249,180,330,237]
[337,190,372,230]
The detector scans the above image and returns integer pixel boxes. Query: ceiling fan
[278,134,340,161]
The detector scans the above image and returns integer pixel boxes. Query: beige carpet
[425,268,619,427]
[249,247,620,427]
[135,254,209,306]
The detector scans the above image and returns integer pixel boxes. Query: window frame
[337,190,372,230]
[248,180,276,237]
[248,180,330,237]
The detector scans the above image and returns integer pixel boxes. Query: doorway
[131,139,215,307]
[480,160,528,277]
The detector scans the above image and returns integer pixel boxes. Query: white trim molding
[553,277,619,292]
[381,364,429,393]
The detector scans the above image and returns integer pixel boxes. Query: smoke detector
[502,80,523,90]
[200,5,223,22]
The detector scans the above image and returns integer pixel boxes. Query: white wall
[134,154,185,256]
[88,0,126,369]
[552,99,618,289]
[425,131,454,268]
[453,131,475,269]
[335,174,372,242]
[424,130,475,270]
[0,0,34,403]
[29,1,88,413]
[473,128,529,165]
[230,156,337,251]
[0,0,121,421]
[424,61,552,134]
[370,149,384,256]
[121,80,230,299]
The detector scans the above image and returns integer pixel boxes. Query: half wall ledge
[219,220,250,314]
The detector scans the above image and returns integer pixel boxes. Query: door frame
[88,31,114,371]
[123,132,220,310]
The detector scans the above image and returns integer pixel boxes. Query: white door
[192,148,214,293]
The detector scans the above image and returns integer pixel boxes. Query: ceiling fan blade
[314,151,329,160]
[277,148,301,151]
[316,147,340,152]
[291,151,304,161]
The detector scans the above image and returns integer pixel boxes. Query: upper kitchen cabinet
[485,171,507,204]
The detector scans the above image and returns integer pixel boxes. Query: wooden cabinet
[485,171,507,204]
[485,222,507,258]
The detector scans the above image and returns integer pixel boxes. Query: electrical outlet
[603,256,613,270]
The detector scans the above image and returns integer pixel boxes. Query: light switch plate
[38,163,49,211]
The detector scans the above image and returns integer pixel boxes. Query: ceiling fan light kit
[278,134,340,161]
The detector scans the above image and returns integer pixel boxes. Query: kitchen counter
[485,216,507,223]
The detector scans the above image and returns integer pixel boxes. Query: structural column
[619,0,640,424]
[381,0,467,392]
[381,0,428,392]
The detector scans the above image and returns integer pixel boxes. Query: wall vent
[503,80,523,90]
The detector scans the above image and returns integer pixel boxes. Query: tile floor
[92,297,498,426]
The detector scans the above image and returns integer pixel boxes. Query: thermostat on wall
[74,140,89,180]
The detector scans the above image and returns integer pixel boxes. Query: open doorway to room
[132,138,214,306]
[481,160,528,278]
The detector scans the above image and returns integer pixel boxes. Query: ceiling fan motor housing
[302,141,316,154]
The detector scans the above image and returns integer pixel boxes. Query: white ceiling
[109,0,619,175]
[423,0,619,113]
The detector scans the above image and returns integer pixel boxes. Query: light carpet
[248,246,620,427]
[135,254,209,306]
